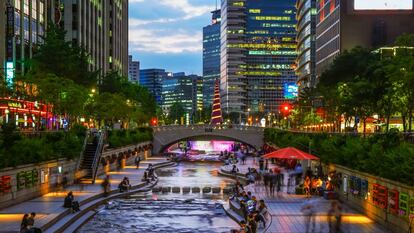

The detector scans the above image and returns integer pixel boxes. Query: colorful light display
[284,82,298,99]
[189,140,234,152]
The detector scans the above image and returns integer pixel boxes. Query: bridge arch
[152,125,264,155]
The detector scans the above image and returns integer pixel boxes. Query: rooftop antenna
[215,0,218,10]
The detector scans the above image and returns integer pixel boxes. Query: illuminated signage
[354,0,413,10]
[284,82,298,99]
[6,62,14,87]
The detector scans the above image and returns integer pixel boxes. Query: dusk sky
[128,0,218,75]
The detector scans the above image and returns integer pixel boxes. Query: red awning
[263,147,320,160]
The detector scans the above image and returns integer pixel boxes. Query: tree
[168,102,185,124]
[30,24,97,87]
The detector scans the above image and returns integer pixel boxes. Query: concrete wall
[97,142,152,176]
[0,159,79,209]
[324,163,414,233]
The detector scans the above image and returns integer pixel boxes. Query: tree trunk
[409,108,413,132]
[402,115,407,132]
[386,114,390,133]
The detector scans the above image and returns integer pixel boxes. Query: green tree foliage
[168,102,186,124]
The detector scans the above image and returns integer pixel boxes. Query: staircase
[78,131,105,184]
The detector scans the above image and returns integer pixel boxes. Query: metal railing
[75,130,91,171]
[153,124,266,132]
[90,131,105,183]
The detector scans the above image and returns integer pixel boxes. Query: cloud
[129,28,202,54]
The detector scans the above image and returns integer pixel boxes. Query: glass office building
[202,9,221,108]
[296,0,317,88]
[220,0,297,115]
[139,69,167,105]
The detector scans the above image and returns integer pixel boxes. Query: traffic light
[281,103,292,115]
[151,118,158,126]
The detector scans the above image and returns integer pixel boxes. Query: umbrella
[263,147,320,160]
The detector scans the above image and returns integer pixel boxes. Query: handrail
[90,131,105,183]
[76,130,90,171]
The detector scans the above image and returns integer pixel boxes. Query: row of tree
[6,25,157,129]
[295,34,414,133]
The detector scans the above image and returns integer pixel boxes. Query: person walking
[263,171,270,195]
[328,201,342,233]
[135,156,141,169]
[101,175,111,197]
[269,171,277,197]
[301,199,316,233]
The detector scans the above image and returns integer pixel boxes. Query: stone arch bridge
[152,125,264,155]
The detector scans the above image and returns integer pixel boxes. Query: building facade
[202,9,221,108]
[296,0,317,88]
[128,55,139,84]
[56,0,129,77]
[139,69,167,105]
[220,0,298,116]
[316,0,414,76]
[161,73,203,124]
[0,0,51,86]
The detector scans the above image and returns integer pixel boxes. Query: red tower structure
[211,80,223,125]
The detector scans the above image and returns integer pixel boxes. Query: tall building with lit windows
[54,0,129,77]
[202,9,221,108]
[0,0,51,86]
[220,0,297,117]
[316,0,414,76]
[296,0,317,88]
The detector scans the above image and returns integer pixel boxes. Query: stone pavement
[223,157,390,233]
[0,157,167,233]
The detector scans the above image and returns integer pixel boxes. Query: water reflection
[79,162,238,233]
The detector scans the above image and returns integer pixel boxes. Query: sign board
[284,82,298,99]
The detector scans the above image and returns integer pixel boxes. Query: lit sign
[284,82,298,99]
[6,62,14,87]
[354,0,413,10]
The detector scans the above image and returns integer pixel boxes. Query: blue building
[202,9,221,108]
[139,69,168,105]
[221,0,298,114]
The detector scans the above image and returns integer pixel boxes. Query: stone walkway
[0,157,167,233]
[223,158,390,233]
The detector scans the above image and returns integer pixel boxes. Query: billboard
[354,0,413,10]
[284,82,298,99]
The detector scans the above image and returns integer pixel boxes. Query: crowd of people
[230,181,269,233]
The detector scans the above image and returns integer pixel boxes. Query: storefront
[0,97,55,129]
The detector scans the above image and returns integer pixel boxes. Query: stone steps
[151,186,234,194]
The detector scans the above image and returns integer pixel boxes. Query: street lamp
[247,108,251,125]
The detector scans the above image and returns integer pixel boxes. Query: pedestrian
[239,220,252,233]
[231,164,239,176]
[258,157,264,171]
[304,176,311,198]
[135,156,141,169]
[301,199,316,233]
[20,214,29,232]
[117,157,122,171]
[269,171,277,197]
[241,154,246,165]
[328,201,342,233]
[247,213,258,233]
[263,171,270,195]
[101,175,111,197]
[257,200,268,227]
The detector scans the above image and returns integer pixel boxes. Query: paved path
[223,157,390,233]
[0,157,166,233]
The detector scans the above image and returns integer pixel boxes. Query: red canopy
[263,147,320,160]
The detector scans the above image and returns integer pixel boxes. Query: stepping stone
[152,187,161,192]
[172,187,180,193]
[212,187,221,193]
[182,187,191,193]
[161,187,171,193]
[223,187,232,194]
[192,187,200,193]
[202,187,211,193]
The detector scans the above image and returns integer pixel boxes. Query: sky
[354,0,413,10]
[128,0,218,76]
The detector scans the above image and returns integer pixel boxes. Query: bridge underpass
[152,125,265,155]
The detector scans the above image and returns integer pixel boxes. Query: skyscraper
[316,0,414,76]
[139,69,168,105]
[54,0,129,77]
[0,0,51,86]
[202,9,221,108]
[220,0,297,116]
[296,0,317,88]
[128,55,140,84]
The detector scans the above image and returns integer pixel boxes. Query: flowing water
[78,162,239,233]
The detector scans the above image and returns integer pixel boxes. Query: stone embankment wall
[0,159,79,209]
[0,142,152,209]
[324,164,414,233]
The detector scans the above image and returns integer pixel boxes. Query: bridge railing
[152,124,265,132]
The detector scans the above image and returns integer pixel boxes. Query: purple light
[190,140,234,152]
